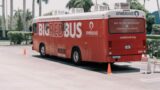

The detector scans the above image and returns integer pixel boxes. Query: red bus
[32,9,146,64]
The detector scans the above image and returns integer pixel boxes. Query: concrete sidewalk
[141,55,160,74]
[0,40,32,46]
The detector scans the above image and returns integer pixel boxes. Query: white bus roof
[33,9,145,23]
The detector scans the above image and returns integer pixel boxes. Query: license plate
[112,56,121,59]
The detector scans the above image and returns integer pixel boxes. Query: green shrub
[146,37,160,59]
[7,31,32,45]
[147,35,160,39]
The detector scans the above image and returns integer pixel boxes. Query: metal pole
[0,4,2,37]
[10,0,13,30]
[39,0,42,16]
[32,0,35,18]
[23,0,26,31]
[6,0,8,30]
[2,0,6,38]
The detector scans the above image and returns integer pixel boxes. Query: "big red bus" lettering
[64,22,82,38]
[39,23,50,36]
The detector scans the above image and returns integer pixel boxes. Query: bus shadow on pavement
[33,55,140,74]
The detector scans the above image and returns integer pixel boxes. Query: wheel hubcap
[41,46,45,55]
[73,51,79,62]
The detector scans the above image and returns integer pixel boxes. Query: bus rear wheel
[39,44,46,57]
[71,48,82,65]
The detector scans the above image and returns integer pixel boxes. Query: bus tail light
[109,52,112,55]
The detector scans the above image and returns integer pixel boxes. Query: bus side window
[33,23,37,33]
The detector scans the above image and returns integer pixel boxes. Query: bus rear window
[109,18,145,34]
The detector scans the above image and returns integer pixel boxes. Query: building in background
[152,11,160,24]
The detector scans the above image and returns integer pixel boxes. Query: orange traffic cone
[107,63,112,75]
[23,48,26,56]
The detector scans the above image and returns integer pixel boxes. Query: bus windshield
[109,18,145,34]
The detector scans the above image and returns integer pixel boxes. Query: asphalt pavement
[0,45,160,90]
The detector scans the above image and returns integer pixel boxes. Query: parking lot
[0,45,160,90]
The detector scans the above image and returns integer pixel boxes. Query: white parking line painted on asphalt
[140,78,160,83]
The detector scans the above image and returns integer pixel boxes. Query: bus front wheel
[71,48,82,65]
[39,44,46,57]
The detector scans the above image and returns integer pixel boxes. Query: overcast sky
[0,0,159,17]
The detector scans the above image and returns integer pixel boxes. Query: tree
[37,0,49,16]
[130,0,148,13]
[130,0,155,34]
[66,0,93,12]
[152,24,160,31]
[14,9,32,31]
[25,10,33,31]
[15,10,23,31]
[146,15,155,34]
[26,10,33,22]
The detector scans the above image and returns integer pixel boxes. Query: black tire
[71,48,82,65]
[39,44,46,57]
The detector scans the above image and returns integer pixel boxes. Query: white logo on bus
[64,22,82,38]
[86,21,98,36]
[89,21,94,30]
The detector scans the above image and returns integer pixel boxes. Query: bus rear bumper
[107,55,142,62]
